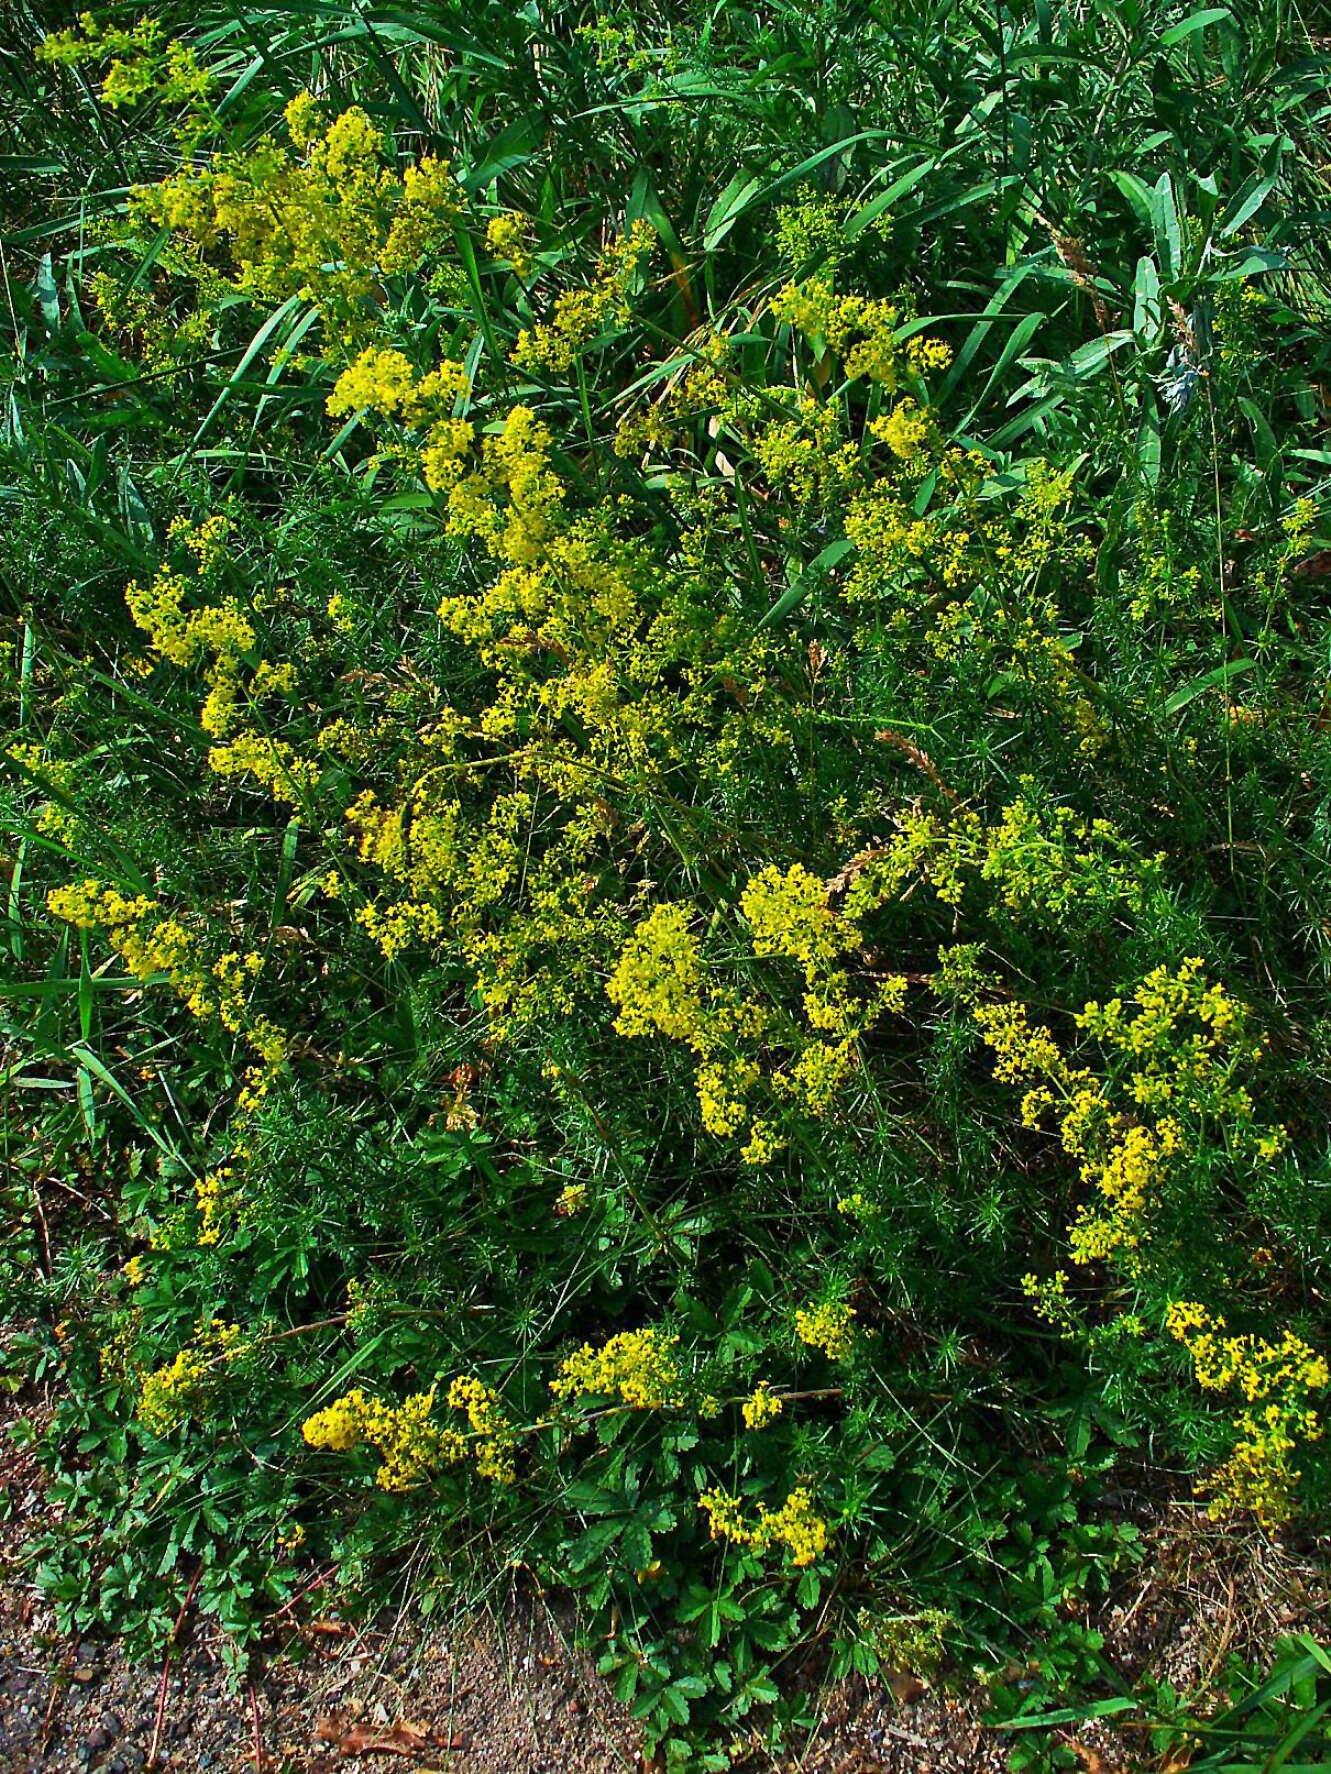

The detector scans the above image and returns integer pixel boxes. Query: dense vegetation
[3,2,1331,1766]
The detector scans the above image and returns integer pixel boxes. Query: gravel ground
[0,1562,1011,1774]
[0,1573,1009,1774]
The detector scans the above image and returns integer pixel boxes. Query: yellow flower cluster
[607,904,709,1043]
[975,960,1280,1275]
[842,470,977,612]
[848,792,1161,924]
[741,1382,784,1430]
[513,221,655,371]
[125,515,310,805]
[1167,1303,1328,1524]
[551,1328,685,1410]
[771,276,951,387]
[302,1386,465,1491]
[1066,1120,1183,1265]
[698,1486,831,1566]
[139,1346,207,1434]
[207,729,319,807]
[1077,958,1264,1122]
[743,862,848,973]
[870,397,939,462]
[138,1319,244,1435]
[603,908,752,1152]
[981,796,1164,919]
[795,1302,858,1361]
[608,866,907,1163]
[836,433,1098,760]
[7,742,78,841]
[326,350,473,490]
[746,861,906,1073]
[445,1376,518,1484]
[88,270,212,370]
[38,14,212,133]
[980,957,1311,1517]
[576,15,677,74]
[193,1167,230,1247]
[126,515,253,734]
[836,1191,880,1219]
[487,210,533,278]
[48,881,255,1031]
[40,11,161,67]
[46,880,287,1242]
[131,99,464,338]
[753,397,859,503]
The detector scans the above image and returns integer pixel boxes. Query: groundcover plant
[2,1,1330,1766]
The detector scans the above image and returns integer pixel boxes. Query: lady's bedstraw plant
[9,7,1331,1766]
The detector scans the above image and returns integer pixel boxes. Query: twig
[249,1678,264,1772]
[37,1654,67,1756]
[146,1648,170,1769]
[270,1564,338,1624]
[146,1563,203,1770]
[29,1181,52,1278]
[43,1172,115,1220]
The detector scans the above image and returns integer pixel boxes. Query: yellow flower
[284,91,323,151]
[699,1485,831,1566]
[1167,1302,1326,1523]
[487,210,533,278]
[607,904,707,1044]
[446,1375,517,1484]
[302,1385,477,1491]
[552,1327,684,1410]
[512,222,654,371]
[741,1382,784,1430]
[138,1319,245,1435]
[795,1301,857,1362]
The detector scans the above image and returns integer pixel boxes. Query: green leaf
[568,1521,623,1569]
[1133,255,1162,340]
[1165,659,1253,715]
[996,1695,1138,1730]
[756,538,854,631]
[613,1662,638,1704]
[1109,171,1156,232]
[658,1684,691,1726]
[703,173,764,253]
[1152,174,1182,277]
[1160,7,1234,47]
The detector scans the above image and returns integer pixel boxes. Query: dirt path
[0,1579,1006,1774]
